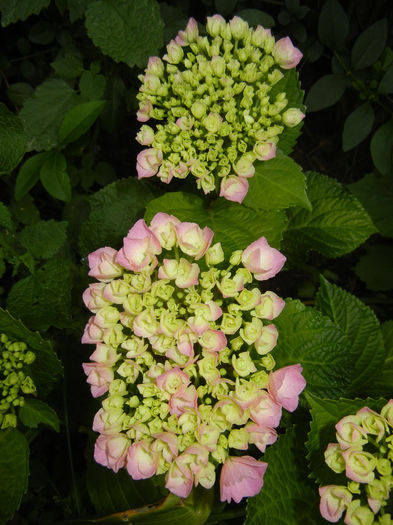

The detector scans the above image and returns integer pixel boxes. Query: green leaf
[79,178,157,256]
[236,9,275,28]
[0,0,50,26]
[283,171,377,258]
[342,103,374,151]
[51,50,84,79]
[7,258,74,332]
[59,100,105,145]
[245,427,324,525]
[306,394,386,485]
[243,155,311,211]
[7,82,34,107]
[0,103,26,174]
[19,79,77,152]
[354,244,393,292]
[18,220,68,259]
[145,192,287,255]
[214,0,238,17]
[315,276,385,395]
[348,172,393,238]
[28,21,55,45]
[19,399,60,432]
[0,202,13,230]
[67,0,94,22]
[351,19,388,70]
[85,0,164,69]
[318,0,349,51]
[305,74,347,112]
[0,429,29,524]
[370,119,393,175]
[274,299,352,399]
[14,152,49,201]
[79,71,106,101]
[367,321,393,397]
[40,151,71,202]
[378,64,393,94]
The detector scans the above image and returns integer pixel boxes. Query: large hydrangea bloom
[136,16,304,203]
[82,213,306,502]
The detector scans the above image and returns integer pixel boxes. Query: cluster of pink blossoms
[82,213,306,502]
[136,15,304,203]
[319,401,393,524]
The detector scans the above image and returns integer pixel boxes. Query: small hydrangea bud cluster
[0,333,36,429]
[319,401,393,524]
[136,15,304,203]
[82,213,306,503]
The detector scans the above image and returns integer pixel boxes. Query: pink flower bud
[176,222,213,260]
[163,40,184,64]
[245,423,278,453]
[319,485,352,522]
[198,329,227,353]
[169,385,198,416]
[156,367,190,394]
[335,415,367,450]
[233,154,255,178]
[254,324,278,355]
[219,176,249,204]
[229,16,249,40]
[268,364,306,412]
[82,283,111,312]
[136,125,155,145]
[273,37,303,69]
[82,362,114,397]
[206,14,226,37]
[94,433,130,473]
[255,291,285,320]
[175,258,200,288]
[88,247,123,282]
[146,56,164,77]
[175,17,199,46]
[149,212,180,249]
[126,440,158,480]
[220,456,268,503]
[136,148,163,179]
[90,343,119,366]
[253,141,276,161]
[81,317,104,344]
[250,391,282,427]
[165,460,193,498]
[241,236,286,281]
[137,100,153,122]
[116,219,161,272]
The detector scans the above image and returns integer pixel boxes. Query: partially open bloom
[82,214,305,502]
[136,16,304,201]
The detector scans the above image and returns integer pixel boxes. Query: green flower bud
[191,100,207,119]
[232,351,257,377]
[282,108,305,128]
[20,376,36,395]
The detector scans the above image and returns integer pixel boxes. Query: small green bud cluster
[0,333,36,429]
[319,401,393,524]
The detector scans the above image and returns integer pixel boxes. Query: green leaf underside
[342,103,374,151]
[18,220,68,259]
[306,394,387,486]
[40,151,71,202]
[245,427,324,525]
[305,74,347,112]
[244,155,311,211]
[283,171,377,258]
[354,245,393,292]
[0,0,50,26]
[0,429,29,524]
[19,79,77,152]
[351,19,388,70]
[85,0,164,69]
[0,104,26,174]
[59,100,106,145]
[273,299,352,399]
[19,399,60,432]
[0,307,62,395]
[315,277,385,394]
[144,192,287,255]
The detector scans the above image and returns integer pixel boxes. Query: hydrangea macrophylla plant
[0,333,36,429]
[319,401,393,524]
[82,213,306,502]
[135,16,304,203]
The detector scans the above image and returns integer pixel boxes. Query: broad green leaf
[15,152,50,200]
[59,100,105,145]
[318,0,349,51]
[7,82,34,107]
[145,192,287,255]
[7,258,74,332]
[67,0,94,22]
[78,178,157,256]
[354,245,393,292]
[28,21,55,45]
[0,307,62,395]
[370,119,393,175]
[19,399,60,432]
[214,0,238,17]
[342,103,374,151]
[85,0,164,69]
[160,4,188,43]
[18,220,68,259]
[273,299,352,399]
[19,79,77,152]
[0,103,26,174]
[0,202,13,230]
[0,429,29,524]
[51,50,84,79]
[79,71,106,101]
[351,19,388,70]
[378,64,393,94]
[367,321,393,397]
[349,172,393,238]
[40,151,71,202]
[236,9,275,28]
[10,194,40,226]
[0,0,50,26]
[243,155,311,211]
[305,74,347,112]
[306,394,386,485]
[315,277,385,395]
[283,171,377,258]
[245,428,324,525]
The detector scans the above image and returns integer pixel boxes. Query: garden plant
[0,0,392,524]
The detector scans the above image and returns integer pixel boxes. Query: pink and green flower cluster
[0,333,36,429]
[82,213,306,502]
[136,15,304,203]
[319,402,393,524]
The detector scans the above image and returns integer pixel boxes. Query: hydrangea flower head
[82,213,306,503]
[136,16,304,203]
